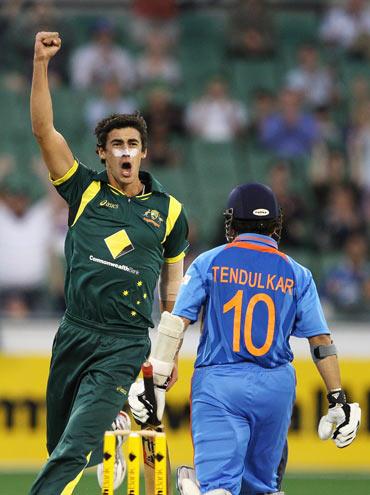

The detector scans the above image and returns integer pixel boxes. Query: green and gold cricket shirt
[52,159,189,334]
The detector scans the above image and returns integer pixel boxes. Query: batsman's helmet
[224,182,283,243]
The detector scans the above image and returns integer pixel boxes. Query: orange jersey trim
[235,235,277,247]
[226,241,289,262]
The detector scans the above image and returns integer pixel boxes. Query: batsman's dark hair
[224,208,283,243]
[94,112,148,163]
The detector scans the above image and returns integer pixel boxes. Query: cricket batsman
[130,182,361,495]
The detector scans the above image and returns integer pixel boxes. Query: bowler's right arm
[31,32,74,181]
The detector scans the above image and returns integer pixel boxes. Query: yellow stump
[102,432,115,495]
[127,433,141,495]
[154,433,167,495]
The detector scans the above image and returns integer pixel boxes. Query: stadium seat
[179,12,226,46]
[245,145,277,184]
[229,60,279,102]
[189,140,239,240]
[275,11,319,45]
[52,86,89,143]
[76,135,102,171]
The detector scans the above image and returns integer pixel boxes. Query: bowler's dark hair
[94,112,148,163]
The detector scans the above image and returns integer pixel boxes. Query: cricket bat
[141,361,172,495]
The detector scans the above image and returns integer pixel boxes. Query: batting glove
[128,379,166,426]
[318,389,361,448]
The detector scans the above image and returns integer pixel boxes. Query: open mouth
[121,162,132,177]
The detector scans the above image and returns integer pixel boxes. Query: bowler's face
[99,127,147,190]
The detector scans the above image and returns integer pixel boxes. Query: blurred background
[0,0,370,493]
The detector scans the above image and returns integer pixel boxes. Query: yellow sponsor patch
[104,229,134,259]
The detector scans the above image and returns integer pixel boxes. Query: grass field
[1,471,369,495]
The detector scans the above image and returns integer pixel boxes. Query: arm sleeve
[163,206,189,263]
[51,159,95,207]
[292,273,330,338]
[172,257,208,323]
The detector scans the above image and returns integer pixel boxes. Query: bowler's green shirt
[52,160,189,334]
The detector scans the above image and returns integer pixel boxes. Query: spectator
[320,0,370,56]
[349,75,370,114]
[0,0,23,66]
[70,19,136,90]
[309,107,343,180]
[32,157,69,315]
[314,106,342,145]
[84,78,137,130]
[248,89,276,140]
[0,179,52,317]
[143,86,184,137]
[360,275,370,314]
[4,0,73,85]
[348,100,370,190]
[136,31,181,87]
[316,184,365,250]
[259,88,319,158]
[321,234,370,313]
[311,149,349,209]
[228,0,275,58]
[146,132,180,169]
[185,77,248,142]
[268,162,309,248]
[286,45,337,108]
[130,0,179,45]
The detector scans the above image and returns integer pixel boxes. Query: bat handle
[141,361,161,427]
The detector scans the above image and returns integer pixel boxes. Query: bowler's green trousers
[29,316,150,495]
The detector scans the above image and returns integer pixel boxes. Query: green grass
[1,471,369,494]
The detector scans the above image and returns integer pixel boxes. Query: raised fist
[34,32,61,61]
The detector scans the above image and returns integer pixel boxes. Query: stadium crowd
[1,0,370,320]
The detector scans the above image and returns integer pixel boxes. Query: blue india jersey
[173,233,330,368]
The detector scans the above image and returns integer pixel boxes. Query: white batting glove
[177,466,200,495]
[128,379,166,426]
[318,389,361,448]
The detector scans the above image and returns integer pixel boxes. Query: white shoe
[97,411,131,489]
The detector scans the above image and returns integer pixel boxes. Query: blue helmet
[224,183,282,242]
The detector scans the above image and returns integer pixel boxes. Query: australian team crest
[143,209,164,228]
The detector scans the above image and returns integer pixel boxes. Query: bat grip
[142,361,161,427]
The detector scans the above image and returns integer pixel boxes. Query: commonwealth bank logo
[104,229,134,259]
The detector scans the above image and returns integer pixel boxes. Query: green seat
[341,60,370,98]
[189,140,239,240]
[179,11,227,98]
[288,156,312,197]
[151,167,188,205]
[180,12,226,46]
[245,146,277,183]
[275,11,319,44]
[76,135,102,171]
[53,87,88,143]
[229,60,279,101]
[179,41,225,100]
[0,90,29,141]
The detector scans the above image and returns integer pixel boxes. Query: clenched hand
[34,32,61,62]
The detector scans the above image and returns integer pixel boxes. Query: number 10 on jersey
[223,290,276,356]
